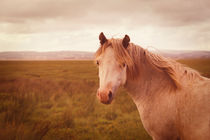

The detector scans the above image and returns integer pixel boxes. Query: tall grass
[0,59,209,140]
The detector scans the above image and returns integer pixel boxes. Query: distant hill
[159,50,210,59]
[0,50,210,60]
[0,51,94,60]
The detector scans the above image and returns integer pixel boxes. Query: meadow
[0,59,210,140]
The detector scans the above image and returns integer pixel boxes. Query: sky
[0,0,210,52]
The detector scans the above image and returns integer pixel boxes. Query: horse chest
[137,99,178,139]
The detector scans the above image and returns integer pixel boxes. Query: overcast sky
[0,0,210,52]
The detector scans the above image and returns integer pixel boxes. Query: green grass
[0,59,209,140]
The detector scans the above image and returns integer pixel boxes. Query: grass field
[0,59,210,140]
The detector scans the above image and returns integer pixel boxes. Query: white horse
[95,32,210,140]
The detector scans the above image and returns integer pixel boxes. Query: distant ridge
[0,51,94,60]
[0,50,210,60]
[159,50,210,59]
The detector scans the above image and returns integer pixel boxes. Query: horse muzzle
[97,89,113,104]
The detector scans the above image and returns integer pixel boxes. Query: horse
[95,32,210,140]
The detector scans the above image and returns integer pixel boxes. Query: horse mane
[95,38,202,90]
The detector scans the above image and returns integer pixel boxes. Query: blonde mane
[95,38,202,90]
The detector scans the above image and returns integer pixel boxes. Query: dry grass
[0,59,209,140]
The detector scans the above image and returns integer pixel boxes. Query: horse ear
[99,32,107,45]
[122,35,130,49]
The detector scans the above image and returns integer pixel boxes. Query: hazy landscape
[0,58,210,140]
[1,50,210,60]
[0,51,94,60]
[0,0,210,139]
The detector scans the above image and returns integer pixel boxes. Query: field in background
[0,59,209,140]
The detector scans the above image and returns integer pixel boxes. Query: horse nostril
[108,91,112,99]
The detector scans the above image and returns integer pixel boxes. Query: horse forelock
[95,38,137,79]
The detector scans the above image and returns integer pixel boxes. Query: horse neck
[124,59,175,106]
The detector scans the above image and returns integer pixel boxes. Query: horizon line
[0,49,210,53]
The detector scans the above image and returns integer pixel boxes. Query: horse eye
[123,63,126,67]
[96,60,99,65]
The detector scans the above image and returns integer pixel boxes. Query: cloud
[0,0,209,26]
[0,0,92,20]
[0,0,209,51]
[152,0,210,26]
